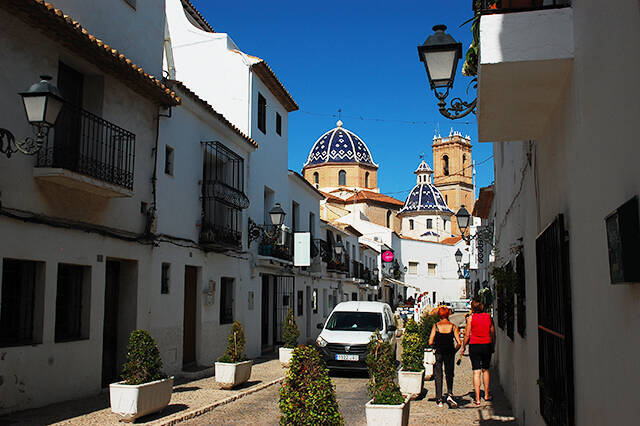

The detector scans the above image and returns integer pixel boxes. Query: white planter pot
[398,368,424,396]
[109,376,174,422]
[423,349,435,380]
[365,396,410,426]
[215,360,253,389]
[279,347,294,366]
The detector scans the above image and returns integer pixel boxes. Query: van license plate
[336,354,359,361]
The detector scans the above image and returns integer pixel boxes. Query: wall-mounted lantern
[1,75,64,158]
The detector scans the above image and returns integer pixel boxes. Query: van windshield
[325,311,383,332]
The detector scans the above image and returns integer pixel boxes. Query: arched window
[409,219,414,230]
[313,172,319,185]
[443,155,449,176]
[386,210,392,228]
[427,218,433,229]
[338,170,346,186]
[365,172,369,188]
[445,194,448,204]
[462,154,466,176]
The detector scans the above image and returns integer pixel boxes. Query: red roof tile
[472,186,495,219]
[440,236,463,245]
[320,191,346,203]
[4,0,180,107]
[345,191,404,207]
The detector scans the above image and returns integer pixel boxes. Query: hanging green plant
[491,264,519,294]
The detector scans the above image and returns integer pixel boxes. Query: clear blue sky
[191,0,494,201]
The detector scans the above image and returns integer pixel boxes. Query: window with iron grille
[312,289,318,313]
[165,145,174,175]
[201,142,248,250]
[55,264,91,342]
[351,292,358,301]
[220,277,234,324]
[506,262,515,341]
[257,93,266,134]
[161,263,170,294]
[516,251,526,338]
[497,285,505,330]
[536,215,574,426]
[1,259,44,347]
[276,112,282,136]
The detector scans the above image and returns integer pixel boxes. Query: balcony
[35,102,135,197]
[476,0,573,142]
[327,253,350,274]
[258,225,293,262]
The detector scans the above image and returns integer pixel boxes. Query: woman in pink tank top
[461,300,495,405]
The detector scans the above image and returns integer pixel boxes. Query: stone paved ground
[0,358,285,425]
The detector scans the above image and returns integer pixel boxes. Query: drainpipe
[164,20,176,80]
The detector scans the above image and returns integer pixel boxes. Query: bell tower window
[338,170,346,186]
[443,155,449,176]
[386,210,392,228]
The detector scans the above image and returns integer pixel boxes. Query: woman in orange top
[461,300,495,405]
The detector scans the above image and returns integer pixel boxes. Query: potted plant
[365,331,410,426]
[215,321,253,389]
[397,319,424,397]
[279,308,299,367]
[418,312,439,380]
[279,345,343,425]
[109,330,174,421]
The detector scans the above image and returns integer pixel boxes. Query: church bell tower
[432,130,475,236]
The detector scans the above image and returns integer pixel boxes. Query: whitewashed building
[474,0,640,424]
[0,0,179,413]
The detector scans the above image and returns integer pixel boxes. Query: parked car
[315,301,397,371]
[450,299,471,312]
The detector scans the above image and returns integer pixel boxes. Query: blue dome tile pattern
[399,182,452,214]
[304,121,377,167]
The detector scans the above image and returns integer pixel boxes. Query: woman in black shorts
[461,300,495,405]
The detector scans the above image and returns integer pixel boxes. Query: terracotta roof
[180,0,215,32]
[168,80,257,148]
[472,186,495,219]
[440,236,463,245]
[3,0,179,107]
[400,235,462,246]
[345,191,404,207]
[320,191,346,203]
[251,61,299,112]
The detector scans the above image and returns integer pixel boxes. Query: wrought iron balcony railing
[36,102,135,189]
[312,238,333,264]
[258,224,293,262]
[328,253,350,273]
[200,220,242,250]
[474,0,570,15]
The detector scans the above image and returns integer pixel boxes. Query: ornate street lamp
[456,205,472,236]
[334,240,344,256]
[269,203,286,227]
[0,75,64,158]
[455,248,463,264]
[418,25,476,120]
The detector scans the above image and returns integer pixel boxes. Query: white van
[315,301,397,371]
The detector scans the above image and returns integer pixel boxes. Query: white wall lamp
[0,75,64,158]
[418,25,476,120]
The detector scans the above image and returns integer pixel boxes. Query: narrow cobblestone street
[180,314,515,425]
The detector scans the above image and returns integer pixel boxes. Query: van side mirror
[387,325,397,332]
[316,323,324,329]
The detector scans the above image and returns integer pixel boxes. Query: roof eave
[251,61,298,112]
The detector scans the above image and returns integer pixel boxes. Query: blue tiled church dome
[304,121,377,167]
[399,161,452,214]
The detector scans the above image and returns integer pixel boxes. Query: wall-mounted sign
[382,250,394,263]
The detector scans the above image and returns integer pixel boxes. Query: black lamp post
[418,25,476,120]
[0,75,64,158]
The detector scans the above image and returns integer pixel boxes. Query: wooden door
[102,261,120,388]
[183,266,197,366]
[261,275,270,348]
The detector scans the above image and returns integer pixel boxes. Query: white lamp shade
[22,95,47,124]
[423,50,457,87]
[455,249,463,263]
[44,95,64,126]
[269,203,286,226]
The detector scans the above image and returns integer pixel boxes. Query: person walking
[428,306,462,408]
[460,300,496,405]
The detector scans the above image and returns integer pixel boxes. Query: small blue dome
[399,182,452,214]
[304,121,376,167]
